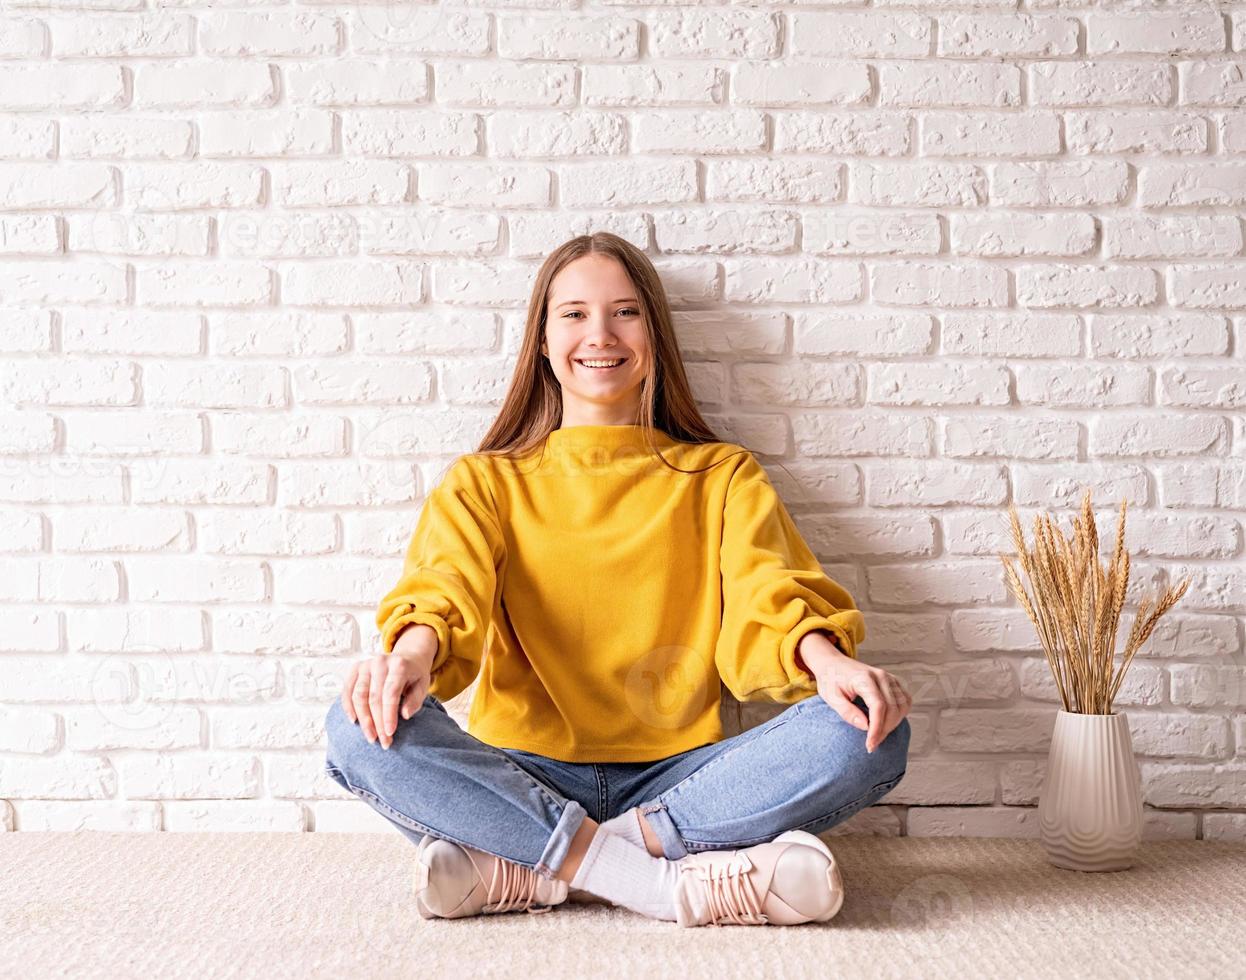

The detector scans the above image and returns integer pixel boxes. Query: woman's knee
[874,714,910,781]
[324,692,447,760]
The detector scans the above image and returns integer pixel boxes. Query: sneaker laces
[477,852,550,915]
[683,852,769,927]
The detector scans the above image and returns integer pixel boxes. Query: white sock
[597,807,650,853]
[569,826,682,921]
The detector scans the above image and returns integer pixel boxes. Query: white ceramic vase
[1037,709,1143,872]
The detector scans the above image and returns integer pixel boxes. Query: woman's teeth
[576,358,626,370]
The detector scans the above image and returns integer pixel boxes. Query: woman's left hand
[797,632,913,754]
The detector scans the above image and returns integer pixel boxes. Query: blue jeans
[323,692,910,882]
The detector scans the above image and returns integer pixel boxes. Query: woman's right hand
[341,629,437,749]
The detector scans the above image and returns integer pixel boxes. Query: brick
[0,707,59,753]
[199,109,335,158]
[0,64,124,109]
[61,117,194,159]
[67,607,204,652]
[907,805,1039,838]
[0,259,127,303]
[879,62,1020,107]
[1089,414,1228,456]
[944,415,1080,461]
[937,14,1079,57]
[561,159,697,207]
[777,509,918,560]
[791,12,931,57]
[1029,61,1172,107]
[0,605,57,652]
[779,115,911,157]
[1128,711,1232,759]
[276,464,418,508]
[0,756,115,799]
[347,6,489,57]
[938,707,1055,753]
[1170,664,1246,709]
[0,358,137,405]
[66,706,201,751]
[15,802,160,831]
[118,754,261,799]
[1015,264,1159,308]
[1066,111,1207,155]
[61,311,202,354]
[209,312,349,355]
[417,162,550,207]
[992,160,1129,206]
[134,62,277,109]
[0,118,55,160]
[126,558,267,602]
[498,14,640,60]
[49,13,192,57]
[950,212,1095,257]
[584,64,718,106]
[1090,314,1229,357]
[869,562,1009,606]
[274,557,397,606]
[144,362,286,409]
[869,461,1008,507]
[282,260,422,307]
[883,760,996,805]
[1015,362,1151,407]
[1170,265,1246,309]
[164,801,305,831]
[287,61,430,105]
[922,111,1061,156]
[199,11,341,56]
[212,610,356,656]
[804,210,939,256]
[120,162,264,209]
[63,410,203,456]
[1087,11,1225,56]
[199,510,337,556]
[341,110,477,157]
[271,161,410,207]
[633,110,766,154]
[1141,762,1246,807]
[212,706,328,749]
[211,412,348,459]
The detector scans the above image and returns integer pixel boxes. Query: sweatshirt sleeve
[714,451,866,704]
[375,455,504,703]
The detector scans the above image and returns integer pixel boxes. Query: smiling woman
[540,253,650,427]
[330,231,910,929]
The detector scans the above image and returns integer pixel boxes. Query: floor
[2,832,1242,979]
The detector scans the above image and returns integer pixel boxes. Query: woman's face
[541,253,650,424]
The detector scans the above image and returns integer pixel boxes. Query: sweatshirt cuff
[782,615,860,682]
[381,604,451,671]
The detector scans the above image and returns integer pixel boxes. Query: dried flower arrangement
[999,489,1191,715]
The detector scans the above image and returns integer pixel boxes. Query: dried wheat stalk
[999,488,1191,714]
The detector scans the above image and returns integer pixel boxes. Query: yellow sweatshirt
[375,424,865,763]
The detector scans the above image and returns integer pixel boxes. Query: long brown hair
[473,231,745,476]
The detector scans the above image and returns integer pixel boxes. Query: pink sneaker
[413,835,570,919]
[673,830,845,927]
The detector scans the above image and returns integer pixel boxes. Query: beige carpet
[2,833,1243,979]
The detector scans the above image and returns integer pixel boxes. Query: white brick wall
[0,1,1243,841]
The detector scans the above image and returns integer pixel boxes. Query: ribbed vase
[1038,709,1143,872]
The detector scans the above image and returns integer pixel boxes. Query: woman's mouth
[574,357,628,372]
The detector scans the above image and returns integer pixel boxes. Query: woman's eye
[563,309,639,318]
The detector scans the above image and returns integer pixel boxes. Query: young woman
[324,233,913,928]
